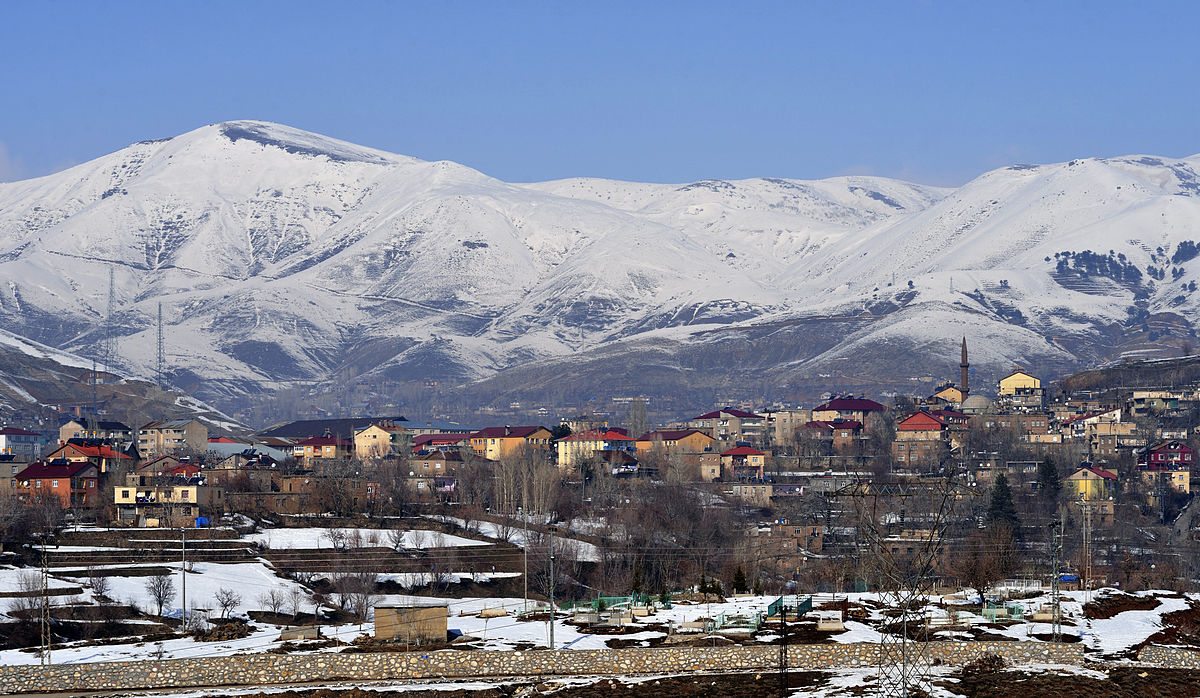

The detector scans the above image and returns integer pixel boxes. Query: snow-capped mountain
[1,120,1197,417]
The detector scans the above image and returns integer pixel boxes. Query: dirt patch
[941,666,1200,697]
[1084,593,1161,620]
[1141,601,1200,649]
[766,621,841,645]
[194,619,254,642]
[213,672,832,698]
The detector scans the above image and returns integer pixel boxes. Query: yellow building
[374,603,448,644]
[468,426,552,460]
[930,384,965,404]
[1140,468,1190,495]
[137,419,209,458]
[1065,465,1117,500]
[354,423,408,460]
[293,436,354,462]
[634,429,715,454]
[114,476,224,527]
[998,370,1041,396]
[556,429,636,470]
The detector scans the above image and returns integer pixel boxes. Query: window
[35,480,41,488]
[121,489,130,498]
[51,480,58,488]
[88,480,94,488]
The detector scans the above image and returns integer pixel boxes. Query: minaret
[960,337,970,398]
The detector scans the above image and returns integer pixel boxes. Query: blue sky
[2,1,1198,186]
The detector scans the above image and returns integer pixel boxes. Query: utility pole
[1049,517,1062,642]
[181,527,187,630]
[779,602,788,697]
[40,543,51,665]
[548,529,555,650]
[521,507,528,614]
[1083,503,1093,604]
[1159,471,1168,525]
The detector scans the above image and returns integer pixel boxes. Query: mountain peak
[190,120,409,166]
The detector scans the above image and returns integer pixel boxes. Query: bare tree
[493,516,517,543]
[953,525,1018,600]
[287,586,306,622]
[322,528,348,550]
[144,573,177,617]
[257,588,285,616]
[0,495,29,542]
[87,566,112,603]
[8,572,44,617]
[213,587,242,619]
[332,571,378,621]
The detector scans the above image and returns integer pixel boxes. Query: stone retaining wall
[0,642,1087,695]
[1138,645,1200,668]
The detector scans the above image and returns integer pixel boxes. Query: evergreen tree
[732,565,748,594]
[1037,457,1062,503]
[987,473,1021,536]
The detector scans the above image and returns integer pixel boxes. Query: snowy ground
[245,527,489,550]
[0,566,81,594]
[6,520,1198,671]
[425,515,601,562]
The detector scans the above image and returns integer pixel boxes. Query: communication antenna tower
[103,267,116,373]
[90,357,98,419]
[156,302,165,386]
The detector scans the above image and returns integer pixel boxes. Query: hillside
[0,328,241,432]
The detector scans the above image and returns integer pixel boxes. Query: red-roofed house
[1136,440,1194,471]
[1136,440,1194,499]
[43,442,133,474]
[468,426,552,460]
[721,446,767,481]
[556,429,636,471]
[689,409,768,444]
[1066,464,1117,500]
[12,461,99,508]
[892,411,952,468]
[411,433,471,454]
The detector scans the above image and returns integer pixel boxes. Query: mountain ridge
[2,120,1199,422]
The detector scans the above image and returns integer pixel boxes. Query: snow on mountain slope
[529,175,949,280]
[1,120,1197,416]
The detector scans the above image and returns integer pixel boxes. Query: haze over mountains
[1,120,1199,421]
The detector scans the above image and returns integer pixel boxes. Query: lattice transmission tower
[156,302,165,387]
[833,477,974,697]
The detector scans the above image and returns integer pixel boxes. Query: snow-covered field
[245,527,489,550]
[3,569,1195,667]
[425,515,601,562]
[5,520,1197,672]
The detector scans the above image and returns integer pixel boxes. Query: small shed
[374,602,449,645]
